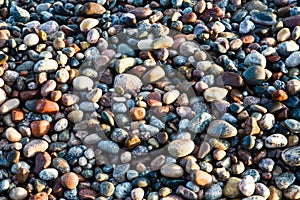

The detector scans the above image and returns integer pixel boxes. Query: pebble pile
[0,0,299,199]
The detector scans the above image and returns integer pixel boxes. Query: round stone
[203,87,228,102]
[61,172,79,189]
[238,175,255,197]
[243,66,265,86]
[100,181,115,197]
[72,76,94,90]
[23,33,39,47]
[9,187,28,200]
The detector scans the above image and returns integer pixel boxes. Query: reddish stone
[35,99,59,113]
[181,12,197,24]
[34,152,52,174]
[241,35,255,44]
[221,72,244,87]
[30,120,50,138]
[11,109,25,122]
[20,90,40,101]
[129,7,152,19]
[146,92,162,106]
[267,55,281,62]
[79,189,97,200]
[271,90,288,101]
[29,192,48,200]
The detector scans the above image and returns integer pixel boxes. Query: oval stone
[207,120,237,138]
[160,164,184,178]
[281,146,300,166]
[265,134,287,148]
[167,139,195,158]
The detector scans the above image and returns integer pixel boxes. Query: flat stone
[265,134,287,148]
[160,164,184,178]
[129,7,152,19]
[275,172,295,190]
[0,99,20,114]
[284,119,300,133]
[223,177,243,198]
[80,18,99,32]
[114,74,143,92]
[72,76,94,90]
[250,10,276,26]
[39,168,59,180]
[203,87,228,102]
[207,120,237,138]
[167,139,195,158]
[9,187,28,200]
[285,51,300,68]
[34,59,58,73]
[283,15,300,28]
[143,66,165,83]
[98,140,120,154]
[80,2,106,17]
[152,36,174,49]
[221,72,244,87]
[23,139,49,158]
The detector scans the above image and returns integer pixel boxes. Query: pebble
[244,51,266,68]
[243,66,266,86]
[39,168,58,180]
[115,57,136,73]
[265,134,288,148]
[281,146,300,166]
[98,140,120,154]
[168,139,195,158]
[5,127,22,142]
[23,33,39,47]
[239,175,255,196]
[284,185,300,200]
[160,163,184,178]
[284,119,300,133]
[80,2,106,17]
[54,118,68,132]
[9,187,28,200]
[207,120,237,138]
[190,170,213,187]
[52,158,70,174]
[80,18,99,32]
[35,99,59,114]
[255,183,270,199]
[34,59,58,73]
[131,187,144,200]
[143,66,166,83]
[114,74,143,92]
[275,172,296,190]
[0,98,20,114]
[72,76,94,90]
[285,51,300,68]
[39,21,59,34]
[23,139,49,158]
[203,87,228,102]
[61,172,79,189]
[114,182,132,199]
[223,177,242,198]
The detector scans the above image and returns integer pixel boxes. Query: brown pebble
[181,12,197,24]
[11,109,25,122]
[190,170,213,187]
[244,117,260,135]
[146,92,162,106]
[230,89,243,102]
[30,120,50,138]
[53,38,65,50]
[125,135,141,149]
[197,141,211,159]
[16,168,28,183]
[61,172,79,190]
[237,149,252,165]
[79,189,97,200]
[130,107,146,120]
[221,72,244,87]
[29,192,48,200]
[80,2,106,17]
[35,99,59,114]
[129,7,152,19]
[50,90,62,101]
[271,90,288,101]
[241,35,255,44]
[34,152,52,174]
[19,90,40,101]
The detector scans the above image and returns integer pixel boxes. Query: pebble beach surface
[0,0,299,199]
